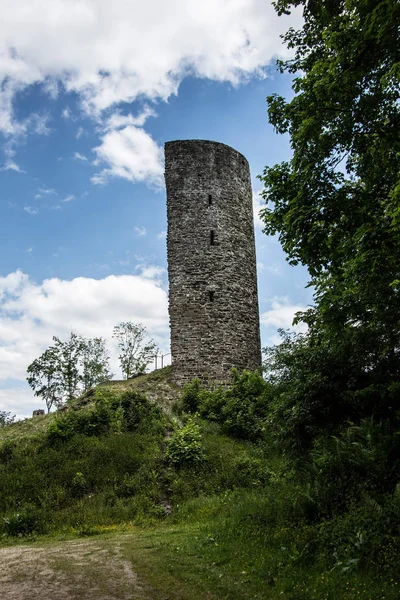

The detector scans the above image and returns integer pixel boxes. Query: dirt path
[0,538,156,600]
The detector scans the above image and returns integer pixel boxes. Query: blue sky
[0,0,312,417]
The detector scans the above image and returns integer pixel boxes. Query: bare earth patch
[0,538,156,600]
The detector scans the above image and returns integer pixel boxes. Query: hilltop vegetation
[1,367,399,599]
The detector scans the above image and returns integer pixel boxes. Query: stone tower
[165,139,261,385]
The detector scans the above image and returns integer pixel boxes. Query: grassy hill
[0,368,398,599]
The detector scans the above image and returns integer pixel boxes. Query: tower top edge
[165,139,249,165]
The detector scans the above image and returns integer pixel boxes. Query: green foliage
[2,506,47,537]
[27,345,63,412]
[180,378,202,412]
[27,332,113,411]
[178,370,273,442]
[258,0,400,453]
[81,337,113,392]
[71,471,89,498]
[303,418,400,517]
[165,420,205,467]
[46,389,163,444]
[113,321,158,379]
[0,411,15,427]
[47,405,111,443]
[260,1,400,333]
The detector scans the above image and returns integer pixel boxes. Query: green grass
[0,411,56,442]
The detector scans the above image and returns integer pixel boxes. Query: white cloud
[0,269,169,415]
[104,106,157,132]
[39,187,57,195]
[92,125,164,186]
[63,194,75,202]
[24,206,39,215]
[139,265,165,280]
[62,107,73,120]
[261,297,309,344]
[76,127,84,139]
[73,152,88,161]
[0,0,301,135]
[157,231,167,240]
[1,159,25,173]
[30,113,51,136]
[0,270,29,301]
[134,226,147,237]
[0,387,42,421]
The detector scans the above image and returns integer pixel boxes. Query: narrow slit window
[209,291,214,302]
[208,194,212,205]
[210,230,215,246]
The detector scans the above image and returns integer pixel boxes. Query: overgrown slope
[0,368,399,599]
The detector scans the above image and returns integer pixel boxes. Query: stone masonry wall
[165,139,262,386]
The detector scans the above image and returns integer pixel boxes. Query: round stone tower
[165,139,261,385]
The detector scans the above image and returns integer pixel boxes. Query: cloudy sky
[0,0,312,418]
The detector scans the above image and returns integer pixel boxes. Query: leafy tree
[52,333,85,401]
[0,411,16,427]
[113,322,158,379]
[81,337,113,391]
[27,333,113,411]
[259,0,400,431]
[27,346,63,412]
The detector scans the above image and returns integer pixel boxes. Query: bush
[47,389,163,443]
[71,471,89,498]
[180,370,273,442]
[165,420,205,467]
[303,418,400,517]
[47,406,111,443]
[117,391,163,433]
[2,506,47,537]
[180,378,202,413]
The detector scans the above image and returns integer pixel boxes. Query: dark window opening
[208,194,212,205]
[210,230,215,246]
[209,290,215,302]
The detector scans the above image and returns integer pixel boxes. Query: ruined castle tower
[165,140,261,385]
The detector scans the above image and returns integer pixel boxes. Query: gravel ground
[0,538,156,600]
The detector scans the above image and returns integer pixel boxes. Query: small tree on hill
[0,411,16,427]
[27,332,113,411]
[27,346,63,412]
[81,337,113,391]
[113,322,158,379]
[52,333,85,402]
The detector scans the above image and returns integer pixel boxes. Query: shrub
[46,389,163,444]
[47,407,111,443]
[165,420,205,467]
[183,370,273,442]
[71,471,89,498]
[0,440,16,463]
[3,506,47,536]
[180,378,202,413]
[115,473,136,498]
[304,417,400,517]
[117,390,163,433]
